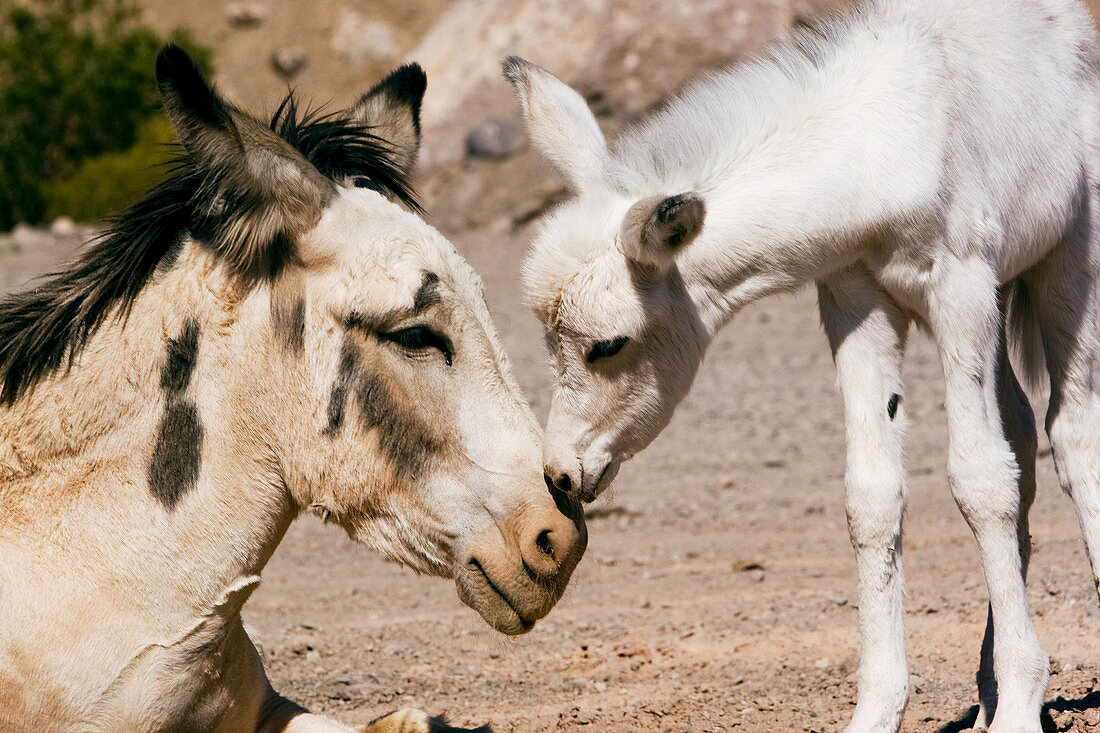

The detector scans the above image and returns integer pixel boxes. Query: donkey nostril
[535,529,555,560]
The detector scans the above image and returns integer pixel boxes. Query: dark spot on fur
[887,393,900,421]
[413,272,441,312]
[149,401,204,508]
[354,369,446,479]
[323,340,357,436]
[274,297,306,353]
[322,335,448,476]
[161,319,200,396]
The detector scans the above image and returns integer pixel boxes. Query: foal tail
[1004,278,1047,391]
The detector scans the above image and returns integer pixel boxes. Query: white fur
[510,0,1100,730]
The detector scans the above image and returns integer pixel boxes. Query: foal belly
[866,220,1065,315]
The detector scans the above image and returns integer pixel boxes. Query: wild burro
[505,0,1100,731]
[0,46,585,733]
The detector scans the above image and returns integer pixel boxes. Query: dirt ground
[4,2,1100,731]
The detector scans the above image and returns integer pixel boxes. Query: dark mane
[0,92,420,406]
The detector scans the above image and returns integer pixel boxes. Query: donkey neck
[618,9,947,334]
[0,241,297,608]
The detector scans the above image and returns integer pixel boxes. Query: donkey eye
[383,326,453,366]
[352,176,387,194]
[586,336,629,364]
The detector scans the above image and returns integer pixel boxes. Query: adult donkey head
[504,57,710,501]
[0,47,585,634]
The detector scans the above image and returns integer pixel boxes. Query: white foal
[504,0,1100,730]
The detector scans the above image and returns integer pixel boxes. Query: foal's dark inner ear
[622,192,707,269]
[350,63,427,174]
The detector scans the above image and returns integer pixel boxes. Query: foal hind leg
[1027,214,1100,602]
[818,267,910,733]
[928,256,1046,733]
[975,305,1039,729]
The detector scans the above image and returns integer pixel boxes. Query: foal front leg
[928,257,1047,733]
[818,268,910,733]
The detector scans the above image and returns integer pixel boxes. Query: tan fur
[0,56,585,732]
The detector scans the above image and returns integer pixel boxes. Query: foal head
[504,58,710,501]
[1,48,587,634]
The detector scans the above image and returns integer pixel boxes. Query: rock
[11,223,46,251]
[465,118,522,161]
[271,47,308,79]
[331,11,399,65]
[49,217,75,237]
[226,2,265,28]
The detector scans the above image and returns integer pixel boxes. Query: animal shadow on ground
[938,690,1100,733]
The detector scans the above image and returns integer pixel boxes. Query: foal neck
[617,11,941,333]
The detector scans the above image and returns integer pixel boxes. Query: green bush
[0,0,210,228]
[41,116,177,223]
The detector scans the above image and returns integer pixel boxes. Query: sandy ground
[5,142,1098,732]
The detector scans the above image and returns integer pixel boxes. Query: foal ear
[156,45,333,273]
[621,193,707,269]
[503,56,607,189]
[349,64,427,174]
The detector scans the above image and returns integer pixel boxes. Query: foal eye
[382,326,453,366]
[352,177,387,194]
[586,336,629,364]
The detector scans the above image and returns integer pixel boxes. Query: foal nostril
[544,470,574,497]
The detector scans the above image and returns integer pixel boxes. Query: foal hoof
[359,708,492,733]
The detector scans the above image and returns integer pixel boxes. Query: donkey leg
[262,701,484,733]
[261,695,488,733]
[246,627,473,733]
[975,304,1039,729]
[818,267,910,733]
[360,710,490,732]
[928,257,1047,733]
[1026,214,1100,603]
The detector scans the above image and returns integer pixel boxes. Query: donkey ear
[156,45,333,273]
[621,193,707,269]
[503,56,607,189]
[349,64,427,174]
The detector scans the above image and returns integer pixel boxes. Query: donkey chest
[0,566,265,732]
